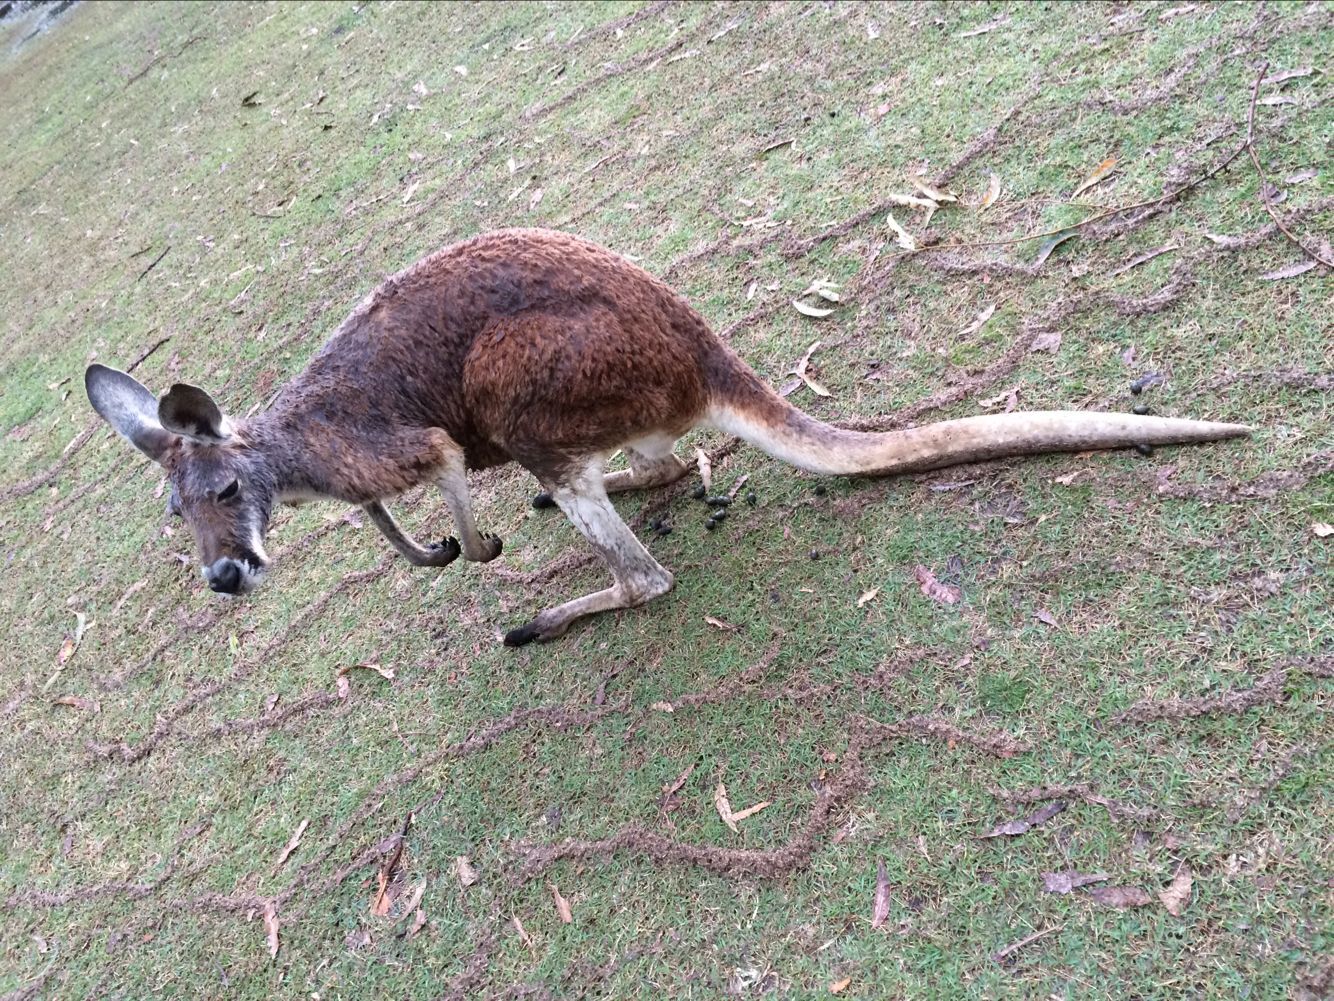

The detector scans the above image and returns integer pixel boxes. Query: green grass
[1,1,1331,998]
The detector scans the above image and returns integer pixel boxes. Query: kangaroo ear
[158,383,233,444]
[85,364,175,463]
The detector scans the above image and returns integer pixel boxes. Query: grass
[1,1,1331,998]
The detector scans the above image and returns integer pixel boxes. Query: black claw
[428,537,461,565]
[532,491,556,509]
[504,622,543,647]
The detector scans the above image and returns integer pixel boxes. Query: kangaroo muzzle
[204,556,266,595]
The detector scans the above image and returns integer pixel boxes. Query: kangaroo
[85,228,1250,646]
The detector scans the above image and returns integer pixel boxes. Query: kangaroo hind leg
[504,458,674,646]
[532,433,686,508]
[603,433,688,495]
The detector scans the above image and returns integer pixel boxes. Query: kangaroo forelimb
[363,501,461,568]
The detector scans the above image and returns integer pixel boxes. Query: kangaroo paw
[465,532,503,563]
[421,536,462,567]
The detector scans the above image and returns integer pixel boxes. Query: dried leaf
[649,700,675,713]
[1284,168,1318,184]
[695,447,712,490]
[1258,260,1317,281]
[549,883,573,924]
[857,587,879,608]
[371,871,394,916]
[1041,871,1110,894]
[336,674,351,700]
[1108,243,1178,277]
[704,615,739,632]
[981,800,1066,839]
[262,901,280,958]
[396,881,426,923]
[1071,157,1118,199]
[871,858,891,928]
[730,800,772,823]
[44,612,89,692]
[1204,232,1246,249]
[830,977,852,993]
[52,694,100,713]
[1034,607,1058,627]
[886,211,917,251]
[1264,66,1313,86]
[910,179,957,203]
[885,192,937,209]
[978,385,1020,410]
[913,565,961,605]
[1257,94,1296,106]
[956,303,997,339]
[661,762,696,799]
[980,172,1001,209]
[1313,522,1334,539]
[1032,230,1077,268]
[339,662,396,682]
[1158,3,1197,19]
[401,180,420,205]
[529,187,544,210]
[799,278,841,300]
[407,907,427,939]
[1087,885,1153,909]
[274,818,310,870]
[1158,865,1192,916]
[714,783,739,833]
[792,299,836,318]
[1029,331,1062,354]
[455,855,480,888]
[512,914,535,952]
[956,14,1008,37]
[802,374,832,397]
[1053,470,1082,486]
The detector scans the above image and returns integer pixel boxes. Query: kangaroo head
[85,364,278,595]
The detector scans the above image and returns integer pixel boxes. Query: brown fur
[86,229,1249,643]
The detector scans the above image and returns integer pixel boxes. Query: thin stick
[992,924,1062,963]
[135,245,170,282]
[126,335,170,373]
[1245,61,1333,268]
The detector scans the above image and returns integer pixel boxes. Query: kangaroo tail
[703,354,1250,476]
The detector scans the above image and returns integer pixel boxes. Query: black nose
[208,560,242,594]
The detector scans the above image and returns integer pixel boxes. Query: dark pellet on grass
[814,484,827,496]
[532,491,555,509]
[709,508,727,521]
[691,484,706,500]
[706,495,731,507]
[746,491,757,506]
[1134,443,1154,457]
[1132,403,1150,416]
[705,519,718,531]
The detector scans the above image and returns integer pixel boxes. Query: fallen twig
[135,246,171,282]
[1245,62,1332,268]
[992,925,1062,963]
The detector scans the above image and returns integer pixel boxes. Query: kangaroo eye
[218,479,240,501]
